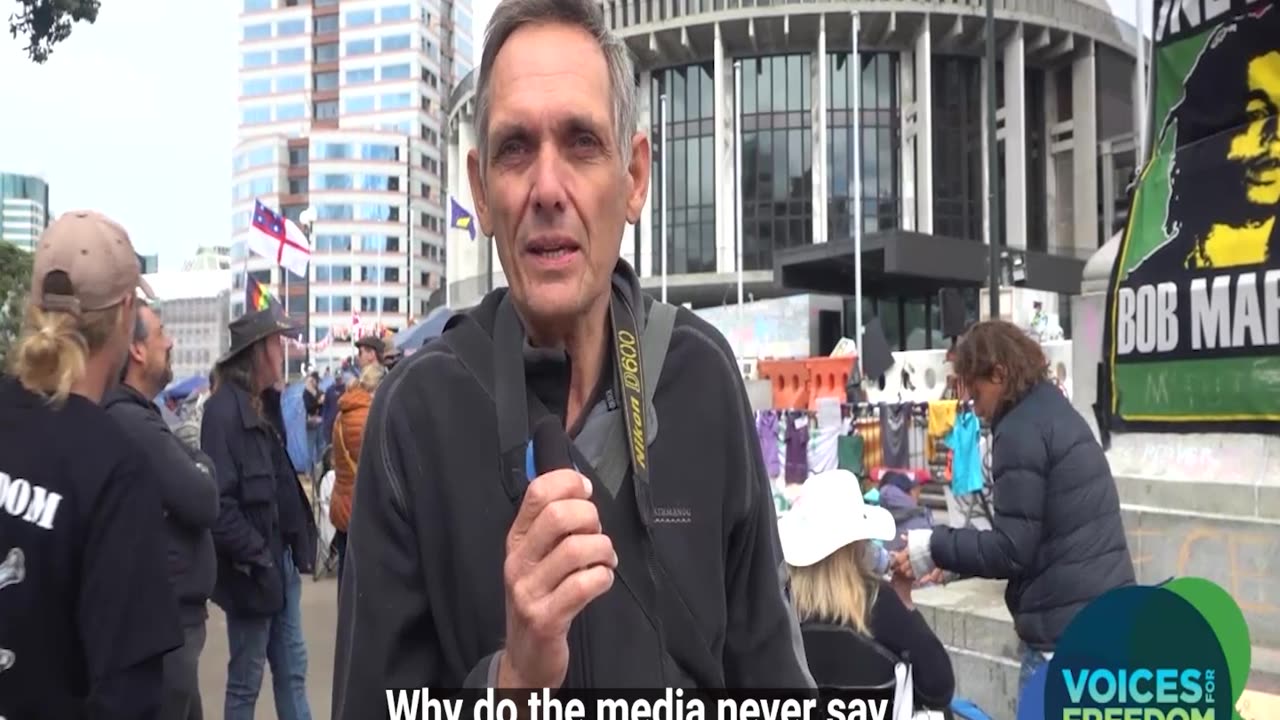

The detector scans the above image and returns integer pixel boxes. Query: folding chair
[801,623,951,720]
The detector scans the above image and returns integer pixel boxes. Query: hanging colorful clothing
[856,414,882,471]
[837,432,865,477]
[808,416,846,476]
[756,412,782,481]
[784,415,810,484]
[945,409,984,495]
[927,400,958,449]
[880,404,911,469]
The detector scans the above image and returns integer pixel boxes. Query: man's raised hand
[497,469,617,689]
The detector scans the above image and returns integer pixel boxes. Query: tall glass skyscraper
[1,172,50,252]
[233,0,474,374]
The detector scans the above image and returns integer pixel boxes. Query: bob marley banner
[1104,0,1280,431]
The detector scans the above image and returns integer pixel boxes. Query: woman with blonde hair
[0,211,182,717]
[329,360,386,584]
[779,469,954,709]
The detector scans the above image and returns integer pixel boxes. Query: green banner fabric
[1104,0,1280,431]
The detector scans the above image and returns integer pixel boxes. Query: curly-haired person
[892,320,1135,703]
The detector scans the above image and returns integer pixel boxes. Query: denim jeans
[306,427,323,474]
[224,548,312,720]
[1018,642,1052,708]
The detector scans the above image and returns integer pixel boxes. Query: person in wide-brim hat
[201,306,317,713]
[216,306,302,368]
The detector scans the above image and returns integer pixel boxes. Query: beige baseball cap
[30,210,155,315]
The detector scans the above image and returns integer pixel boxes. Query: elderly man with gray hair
[332,0,812,707]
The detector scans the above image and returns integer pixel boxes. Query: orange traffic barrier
[756,355,857,410]
[757,358,810,410]
[806,356,855,409]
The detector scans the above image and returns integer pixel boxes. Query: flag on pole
[449,197,476,241]
[248,199,311,275]
[245,277,284,314]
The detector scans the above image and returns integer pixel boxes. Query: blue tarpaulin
[164,375,208,402]
[280,381,311,473]
[393,306,454,352]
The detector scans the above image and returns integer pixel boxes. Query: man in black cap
[200,306,316,720]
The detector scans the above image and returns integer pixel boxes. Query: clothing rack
[754,399,982,488]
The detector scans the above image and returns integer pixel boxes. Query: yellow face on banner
[1201,49,1280,268]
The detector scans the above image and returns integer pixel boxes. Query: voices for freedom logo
[1018,578,1252,720]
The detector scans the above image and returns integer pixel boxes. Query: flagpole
[1134,0,1148,166]
[985,0,1002,320]
[282,267,290,380]
[659,92,669,304]
[446,197,453,308]
[405,134,413,329]
[241,239,249,318]
[733,60,744,324]
[853,11,865,375]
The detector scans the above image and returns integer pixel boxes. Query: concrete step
[917,472,1280,647]
[912,578,1280,711]
[1114,471,1279,521]
[1119,502,1280,648]
[945,647,1020,720]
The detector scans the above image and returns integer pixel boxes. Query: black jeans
[160,622,206,720]
[334,531,347,588]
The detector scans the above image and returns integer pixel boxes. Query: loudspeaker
[860,317,895,380]
[938,288,969,339]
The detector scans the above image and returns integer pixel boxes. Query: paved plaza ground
[198,576,340,720]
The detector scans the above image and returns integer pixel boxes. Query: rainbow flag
[245,278,282,314]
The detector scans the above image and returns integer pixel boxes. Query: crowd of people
[0,0,1137,717]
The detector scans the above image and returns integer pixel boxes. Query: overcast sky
[0,0,1138,271]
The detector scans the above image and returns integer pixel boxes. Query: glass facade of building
[740,54,813,271]
[829,52,901,241]
[931,57,984,243]
[650,63,717,275]
[636,51,1095,351]
[0,173,51,251]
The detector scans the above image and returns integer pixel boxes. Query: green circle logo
[1019,579,1251,720]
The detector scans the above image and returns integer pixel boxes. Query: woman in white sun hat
[780,469,954,709]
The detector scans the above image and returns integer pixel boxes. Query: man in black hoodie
[105,302,218,720]
[331,0,812,708]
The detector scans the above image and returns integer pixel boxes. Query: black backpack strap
[440,312,528,504]
[439,303,724,687]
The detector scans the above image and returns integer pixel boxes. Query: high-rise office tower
[233,0,474,375]
[1,172,50,252]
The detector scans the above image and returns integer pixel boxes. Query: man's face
[129,304,174,390]
[962,371,1005,424]
[1228,50,1280,205]
[357,346,378,368]
[259,336,285,388]
[468,22,650,327]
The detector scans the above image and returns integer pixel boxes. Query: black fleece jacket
[104,383,218,627]
[332,261,812,711]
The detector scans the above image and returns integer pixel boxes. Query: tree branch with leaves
[0,243,34,369]
[8,0,100,64]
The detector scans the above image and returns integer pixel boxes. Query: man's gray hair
[474,0,638,167]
